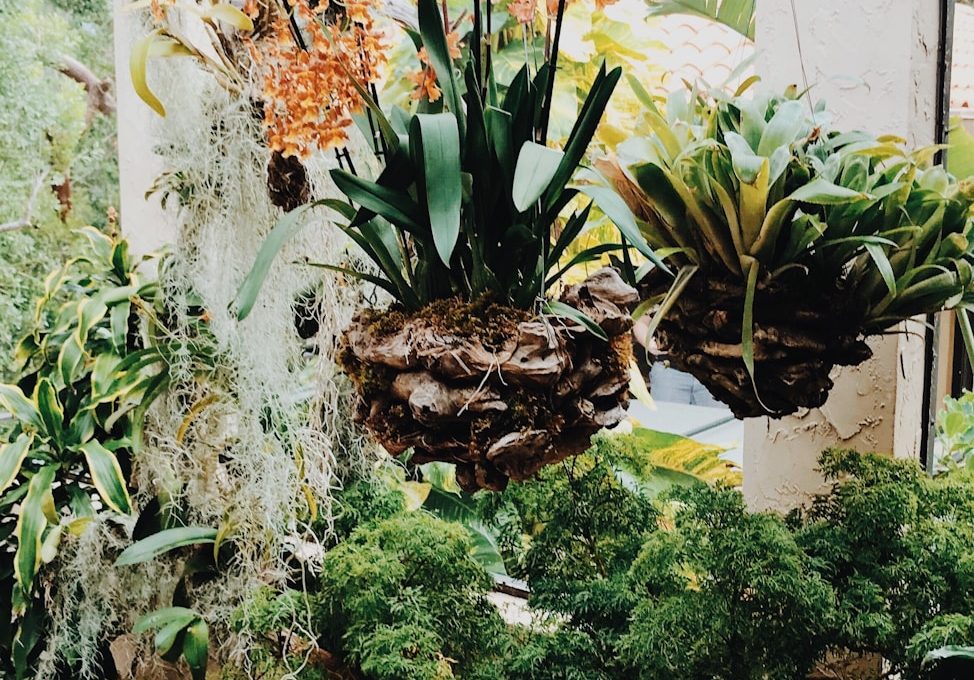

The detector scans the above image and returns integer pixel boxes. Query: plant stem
[539,0,567,144]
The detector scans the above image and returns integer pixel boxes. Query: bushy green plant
[0,227,168,678]
[791,449,974,678]
[621,484,834,679]
[937,390,974,465]
[0,0,119,372]
[233,479,512,680]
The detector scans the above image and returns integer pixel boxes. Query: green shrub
[621,485,834,679]
[791,449,974,677]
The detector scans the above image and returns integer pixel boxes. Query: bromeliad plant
[0,227,169,678]
[238,0,659,490]
[607,86,974,417]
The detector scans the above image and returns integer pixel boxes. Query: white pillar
[743,0,940,511]
[112,0,175,254]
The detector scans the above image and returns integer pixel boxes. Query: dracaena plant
[235,0,662,323]
[0,228,171,677]
[616,86,974,379]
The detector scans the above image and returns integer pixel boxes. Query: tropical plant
[609,86,974,416]
[131,607,209,680]
[937,390,974,467]
[645,0,755,39]
[0,227,169,678]
[236,0,659,318]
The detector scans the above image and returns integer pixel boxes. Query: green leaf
[80,441,132,515]
[788,177,867,204]
[182,618,209,680]
[331,170,424,232]
[34,379,63,443]
[574,181,671,273]
[13,466,56,600]
[411,113,462,265]
[57,335,85,385]
[756,99,805,157]
[924,646,974,666]
[233,201,333,320]
[513,142,565,212]
[543,300,609,341]
[865,243,897,297]
[153,618,189,656]
[0,385,40,428]
[133,607,198,635]
[417,0,464,139]
[115,526,218,566]
[544,64,622,213]
[0,434,34,496]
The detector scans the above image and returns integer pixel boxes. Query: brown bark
[57,55,115,124]
[340,268,638,491]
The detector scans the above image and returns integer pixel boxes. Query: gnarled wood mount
[340,268,638,491]
[644,271,872,419]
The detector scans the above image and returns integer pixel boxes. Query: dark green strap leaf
[410,113,462,265]
[116,526,218,566]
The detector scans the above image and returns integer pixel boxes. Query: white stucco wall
[112,0,175,254]
[743,0,940,511]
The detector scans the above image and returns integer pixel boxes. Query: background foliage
[0,0,118,378]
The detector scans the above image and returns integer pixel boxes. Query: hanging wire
[788,0,816,118]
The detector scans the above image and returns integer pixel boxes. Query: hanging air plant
[605,86,974,418]
[237,0,661,490]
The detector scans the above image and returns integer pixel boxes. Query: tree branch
[57,55,115,123]
[0,172,49,233]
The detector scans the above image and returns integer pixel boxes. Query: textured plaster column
[112,0,175,254]
[743,0,939,511]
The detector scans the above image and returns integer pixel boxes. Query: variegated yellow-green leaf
[0,434,33,495]
[40,523,63,564]
[35,379,63,443]
[80,441,132,515]
[204,3,254,31]
[0,385,40,429]
[76,298,109,344]
[400,481,432,511]
[79,225,114,263]
[14,466,56,601]
[58,335,85,385]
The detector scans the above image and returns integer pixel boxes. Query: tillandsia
[606,85,974,417]
[234,0,666,490]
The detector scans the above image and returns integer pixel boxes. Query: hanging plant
[604,86,974,418]
[237,0,662,490]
